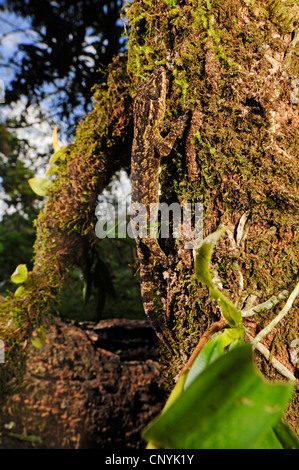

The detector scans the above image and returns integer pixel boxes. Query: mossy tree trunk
[1,0,298,431]
[127,0,299,429]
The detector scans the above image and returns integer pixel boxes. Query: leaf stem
[181,318,226,374]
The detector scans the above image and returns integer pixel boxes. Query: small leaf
[195,226,229,288]
[49,148,66,165]
[31,327,46,349]
[82,280,89,302]
[195,227,244,330]
[45,164,59,177]
[52,127,60,152]
[11,264,28,284]
[14,285,25,297]
[28,177,52,196]
[8,432,42,444]
[31,337,44,349]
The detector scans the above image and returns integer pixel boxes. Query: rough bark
[0,319,165,448]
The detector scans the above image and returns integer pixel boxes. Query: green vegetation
[143,228,298,449]
[144,344,297,449]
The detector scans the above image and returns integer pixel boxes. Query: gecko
[130,66,188,354]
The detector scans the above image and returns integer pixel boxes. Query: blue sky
[0,9,37,86]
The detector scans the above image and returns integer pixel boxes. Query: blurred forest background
[0,0,144,322]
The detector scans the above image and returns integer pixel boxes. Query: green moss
[266,0,297,34]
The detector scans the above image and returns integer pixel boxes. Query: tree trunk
[125,0,299,431]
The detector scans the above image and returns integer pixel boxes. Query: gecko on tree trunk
[130,67,188,354]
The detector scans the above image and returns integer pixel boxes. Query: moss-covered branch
[0,57,133,395]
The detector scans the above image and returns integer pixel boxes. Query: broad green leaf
[184,329,243,390]
[143,345,294,449]
[28,177,52,197]
[253,427,283,449]
[159,330,243,418]
[146,371,189,449]
[31,327,46,349]
[11,264,28,284]
[253,418,299,449]
[195,227,244,330]
[163,371,188,413]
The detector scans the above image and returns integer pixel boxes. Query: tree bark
[125,0,299,431]
[0,319,165,448]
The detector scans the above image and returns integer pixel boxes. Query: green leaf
[45,164,59,177]
[31,327,46,349]
[143,345,295,449]
[49,148,66,165]
[273,419,299,449]
[195,227,244,330]
[184,329,243,390]
[8,432,42,444]
[253,427,283,449]
[82,280,88,302]
[28,177,52,197]
[252,418,299,449]
[14,285,25,297]
[162,371,188,413]
[11,264,28,284]
[195,227,228,288]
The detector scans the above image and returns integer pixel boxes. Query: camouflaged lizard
[131,67,188,353]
